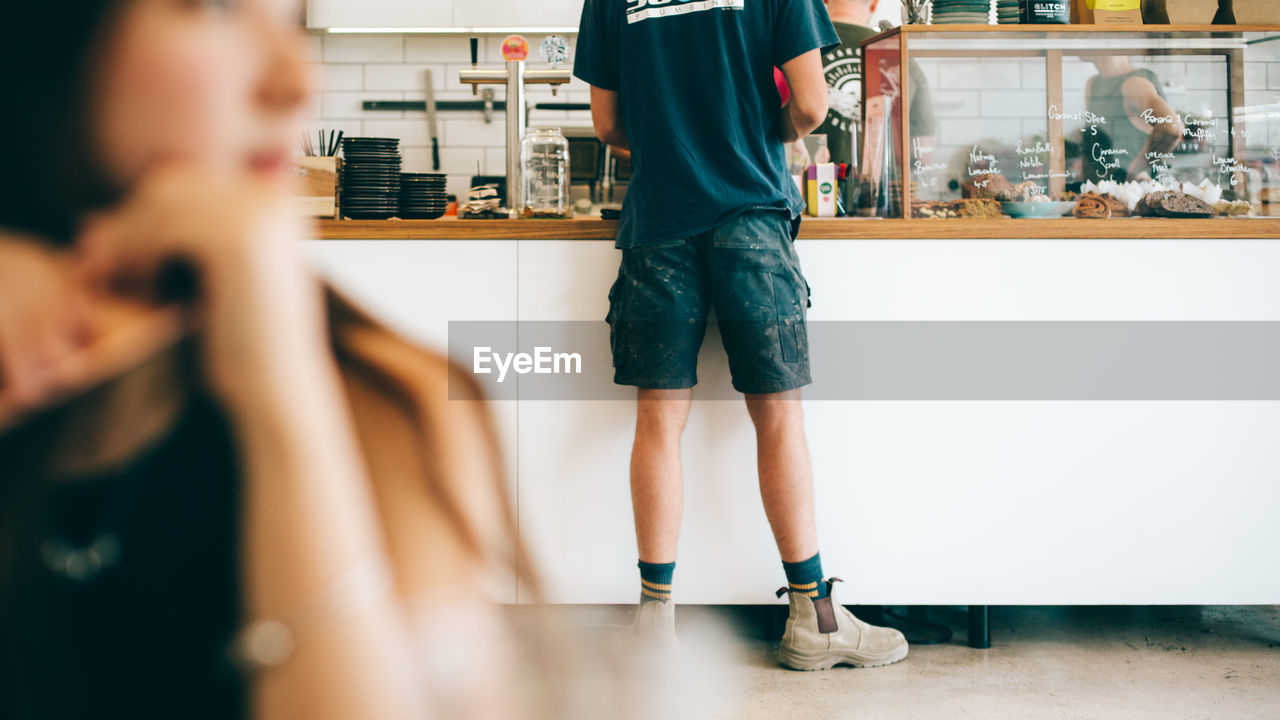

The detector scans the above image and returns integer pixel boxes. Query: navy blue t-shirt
[574,0,839,249]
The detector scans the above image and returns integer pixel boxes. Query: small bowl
[1001,200,1075,218]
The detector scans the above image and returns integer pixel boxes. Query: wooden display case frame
[858,24,1280,218]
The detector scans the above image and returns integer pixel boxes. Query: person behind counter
[817,0,937,169]
[1082,56,1184,183]
[574,0,909,671]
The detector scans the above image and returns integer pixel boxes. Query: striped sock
[638,560,674,604]
[783,552,828,599]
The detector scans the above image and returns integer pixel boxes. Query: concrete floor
[561,604,1280,720]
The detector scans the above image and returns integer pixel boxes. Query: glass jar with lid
[521,127,572,218]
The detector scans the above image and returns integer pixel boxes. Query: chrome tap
[459,37,571,214]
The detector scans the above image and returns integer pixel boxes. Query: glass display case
[855,25,1280,220]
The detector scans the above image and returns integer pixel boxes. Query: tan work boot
[632,598,678,651]
[777,578,908,671]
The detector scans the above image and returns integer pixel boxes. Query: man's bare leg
[631,388,693,563]
[745,389,818,563]
[751,389,909,670]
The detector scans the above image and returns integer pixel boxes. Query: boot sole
[777,642,909,671]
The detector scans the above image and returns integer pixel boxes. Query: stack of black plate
[400,173,448,219]
[340,137,401,220]
[930,0,993,23]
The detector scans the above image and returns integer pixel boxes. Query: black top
[574,0,839,248]
[1083,68,1169,184]
[0,390,245,720]
[814,21,937,170]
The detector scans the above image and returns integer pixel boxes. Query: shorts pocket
[712,211,792,250]
[773,271,809,364]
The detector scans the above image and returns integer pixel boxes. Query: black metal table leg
[968,605,991,649]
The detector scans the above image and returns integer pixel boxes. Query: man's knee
[745,389,804,430]
[636,388,692,438]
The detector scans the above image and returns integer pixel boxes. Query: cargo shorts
[604,210,812,395]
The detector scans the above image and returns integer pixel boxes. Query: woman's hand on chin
[74,164,333,419]
[0,235,101,413]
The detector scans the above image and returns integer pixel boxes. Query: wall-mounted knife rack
[362,101,590,112]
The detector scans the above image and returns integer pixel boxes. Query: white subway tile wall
[306,33,592,199]
[305,33,1280,200]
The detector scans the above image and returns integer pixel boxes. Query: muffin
[962,173,1015,200]
[953,198,1004,219]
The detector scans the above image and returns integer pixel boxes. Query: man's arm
[1122,76,1183,181]
[590,85,629,151]
[776,48,829,143]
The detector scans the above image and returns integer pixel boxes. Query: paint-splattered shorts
[605,210,812,395]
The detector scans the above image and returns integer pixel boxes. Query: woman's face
[93,0,310,190]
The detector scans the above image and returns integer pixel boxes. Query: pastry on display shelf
[962,173,1015,200]
[911,201,960,218]
[1000,180,1051,203]
[954,198,1004,219]
[1103,194,1130,217]
[1134,190,1215,218]
[1072,192,1113,219]
[1080,179,1164,212]
[1072,191,1132,218]
[1214,199,1254,217]
[1081,178,1238,216]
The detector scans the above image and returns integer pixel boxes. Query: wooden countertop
[316,215,1280,241]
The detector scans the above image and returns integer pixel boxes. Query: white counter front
[308,235,1280,605]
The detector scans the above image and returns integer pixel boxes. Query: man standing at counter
[575,0,909,670]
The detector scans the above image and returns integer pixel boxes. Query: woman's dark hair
[2,5,134,716]
[0,2,126,245]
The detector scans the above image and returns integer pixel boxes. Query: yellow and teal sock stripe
[638,560,675,603]
[783,552,828,599]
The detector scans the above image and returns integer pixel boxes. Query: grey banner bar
[448,321,1280,401]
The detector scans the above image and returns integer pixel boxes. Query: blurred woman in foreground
[0,1,542,718]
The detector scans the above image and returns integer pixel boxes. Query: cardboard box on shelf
[1232,0,1280,23]
[1088,0,1146,23]
[1163,0,1218,22]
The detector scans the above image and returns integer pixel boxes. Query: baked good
[962,173,1015,200]
[1000,180,1050,203]
[1073,192,1111,219]
[912,201,959,219]
[1134,190,1215,218]
[954,198,1004,219]
[1052,190,1078,202]
[1102,193,1129,217]
[1214,199,1253,217]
